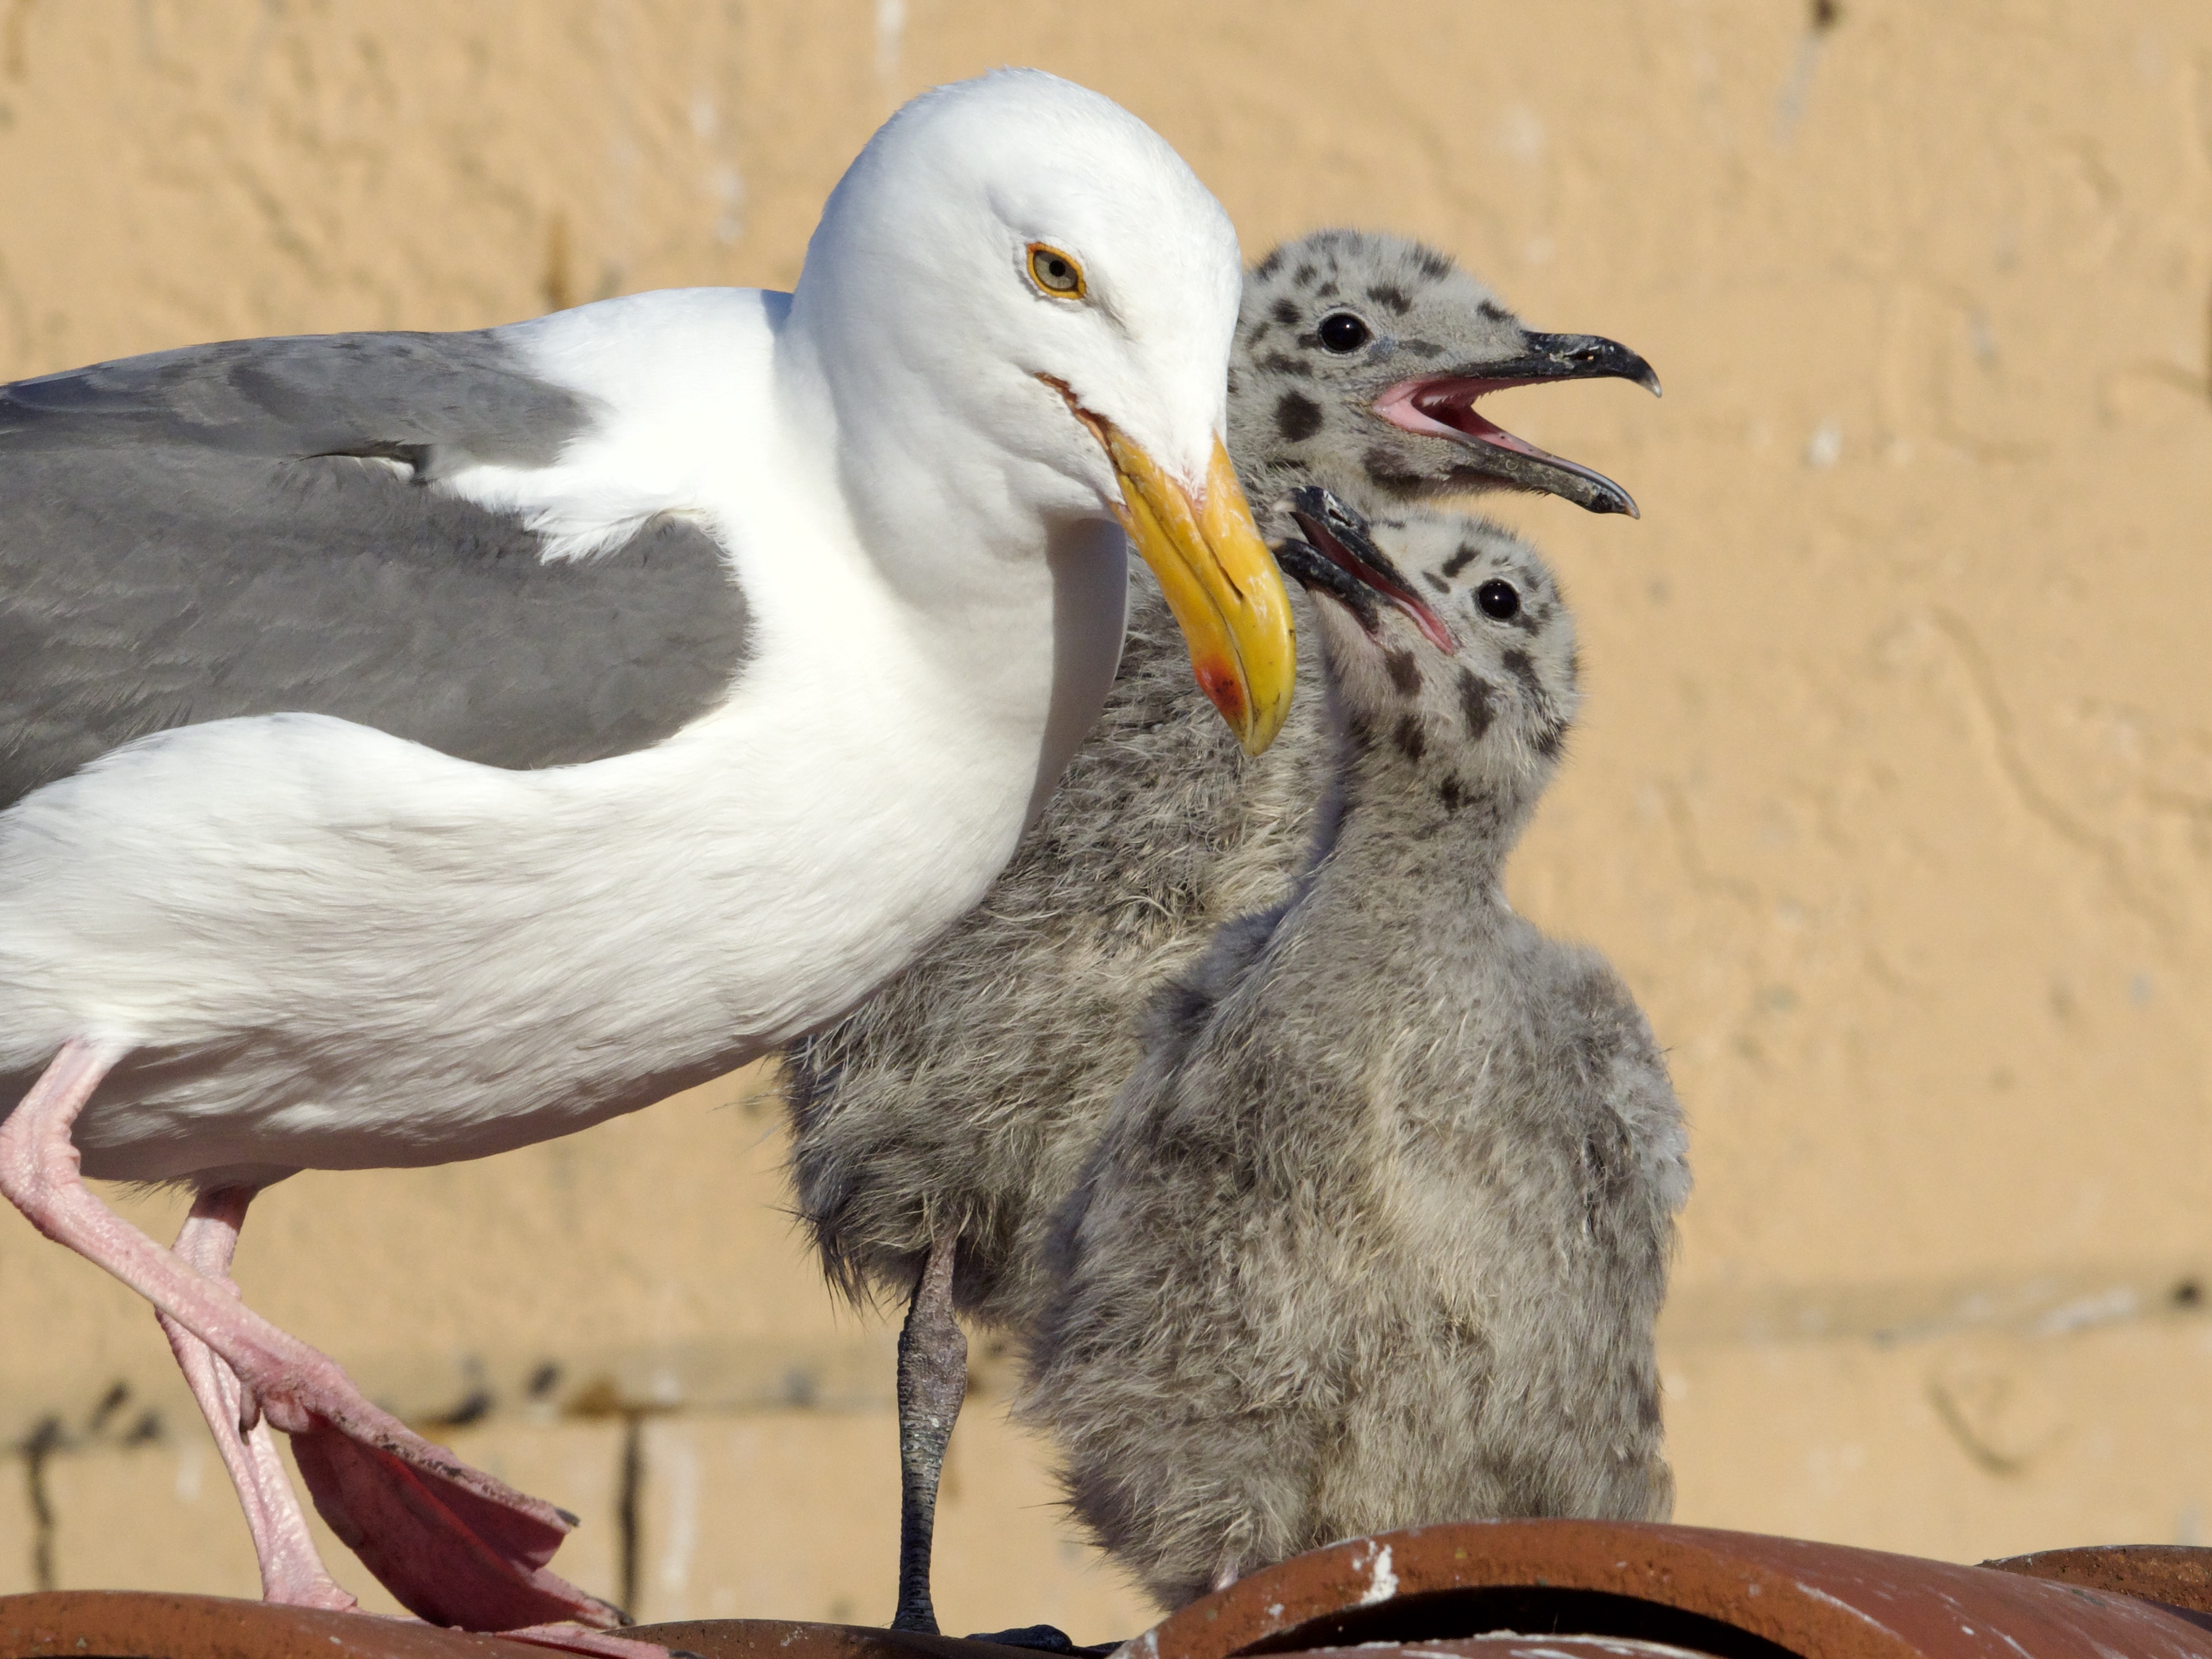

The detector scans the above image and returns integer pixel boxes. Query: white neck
[771,291,1130,832]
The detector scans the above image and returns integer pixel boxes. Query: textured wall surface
[0,0,2207,1639]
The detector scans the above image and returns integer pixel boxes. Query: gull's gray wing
[0,329,750,811]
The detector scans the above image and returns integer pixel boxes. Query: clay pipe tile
[1127,1520,2212,1659]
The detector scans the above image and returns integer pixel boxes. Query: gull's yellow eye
[1027,244,1086,299]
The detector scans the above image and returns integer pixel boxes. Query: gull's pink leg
[0,1041,626,1634]
[157,1184,359,1611]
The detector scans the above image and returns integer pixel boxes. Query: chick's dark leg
[891,1233,966,1633]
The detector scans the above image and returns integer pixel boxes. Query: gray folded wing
[0,330,750,811]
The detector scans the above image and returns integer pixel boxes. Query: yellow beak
[1100,427,1296,756]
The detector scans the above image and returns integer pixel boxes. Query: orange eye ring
[1026,243,1086,299]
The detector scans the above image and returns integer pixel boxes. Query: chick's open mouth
[1369,332,1661,519]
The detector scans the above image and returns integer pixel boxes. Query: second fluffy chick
[1023,494,1689,1610]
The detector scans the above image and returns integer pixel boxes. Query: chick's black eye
[1317,311,1371,353]
[1475,579,1520,621]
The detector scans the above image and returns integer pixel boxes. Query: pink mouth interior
[1373,376,1602,478]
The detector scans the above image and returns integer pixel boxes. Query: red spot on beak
[1195,660,1245,726]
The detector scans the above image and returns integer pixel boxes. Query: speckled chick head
[1230,230,1657,517]
[1273,487,1580,836]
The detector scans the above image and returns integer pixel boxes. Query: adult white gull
[0,69,1293,1648]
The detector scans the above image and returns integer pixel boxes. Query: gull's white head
[788,69,1293,755]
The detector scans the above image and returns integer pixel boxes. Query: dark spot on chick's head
[1394,713,1425,761]
[1366,282,1412,315]
[1384,649,1422,697]
[1275,391,1323,443]
[1458,669,1495,740]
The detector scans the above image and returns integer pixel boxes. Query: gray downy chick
[1021,491,1691,1611]
[782,231,1659,1638]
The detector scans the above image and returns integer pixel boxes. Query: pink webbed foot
[0,1041,622,1634]
[291,1424,624,1630]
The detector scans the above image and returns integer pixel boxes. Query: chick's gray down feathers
[1022,508,1688,1609]
[785,231,1580,1330]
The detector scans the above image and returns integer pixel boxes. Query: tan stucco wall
[0,0,2207,1639]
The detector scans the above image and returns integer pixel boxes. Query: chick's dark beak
[1495,333,1664,397]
